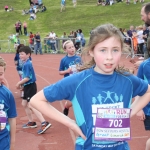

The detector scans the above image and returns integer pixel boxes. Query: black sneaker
[22,122,37,128]
[37,121,51,134]
[63,108,69,116]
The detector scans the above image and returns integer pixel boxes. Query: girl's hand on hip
[69,119,86,140]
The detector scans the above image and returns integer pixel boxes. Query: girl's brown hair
[79,24,131,74]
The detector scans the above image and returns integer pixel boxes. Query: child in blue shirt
[16,46,51,134]
[14,44,25,97]
[59,40,81,115]
[30,24,150,150]
[0,57,17,150]
[136,38,150,130]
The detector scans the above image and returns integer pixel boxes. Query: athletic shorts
[144,115,150,130]
[23,82,37,102]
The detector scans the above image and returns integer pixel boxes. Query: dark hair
[19,46,31,55]
[16,44,24,54]
[143,3,150,14]
[74,31,77,38]
[78,29,82,33]
[119,28,123,32]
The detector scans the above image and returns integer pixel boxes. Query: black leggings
[137,43,144,54]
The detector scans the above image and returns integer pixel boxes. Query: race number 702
[109,119,122,127]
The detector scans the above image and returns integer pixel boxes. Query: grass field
[0,0,148,51]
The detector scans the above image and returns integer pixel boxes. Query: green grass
[0,0,147,51]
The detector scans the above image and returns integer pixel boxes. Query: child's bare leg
[22,100,33,122]
[28,103,51,134]
[29,103,45,123]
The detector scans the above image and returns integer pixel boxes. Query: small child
[29,13,36,20]
[0,57,17,150]
[59,40,81,115]
[136,38,150,130]
[14,44,25,98]
[4,5,8,11]
[133,36,150,150]
[30,24,150,149]
[9,6,14,11]
[60,0,66,12]
[16,46,51,134]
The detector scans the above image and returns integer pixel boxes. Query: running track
[1,53,149,150]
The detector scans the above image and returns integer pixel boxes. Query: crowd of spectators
[43,29,86,54]
[96,0,144,6]
[10,23,150,57]
[28,24,150,56]
[5,0,149,56]
[119,25,150,59]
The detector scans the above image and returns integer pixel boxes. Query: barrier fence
[0,37,144,59]
[0,40,26,53]
[43,37,82,53]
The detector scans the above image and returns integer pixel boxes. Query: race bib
[69,65,78,75]
[94,108,131,141]
[0,104,7,131]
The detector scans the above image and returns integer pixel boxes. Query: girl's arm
[30,90,86,140]
[131,85,150,117]
[136,109,145,121]
[8,118,16,150]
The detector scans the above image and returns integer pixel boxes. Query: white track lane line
[132,136,148,139]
